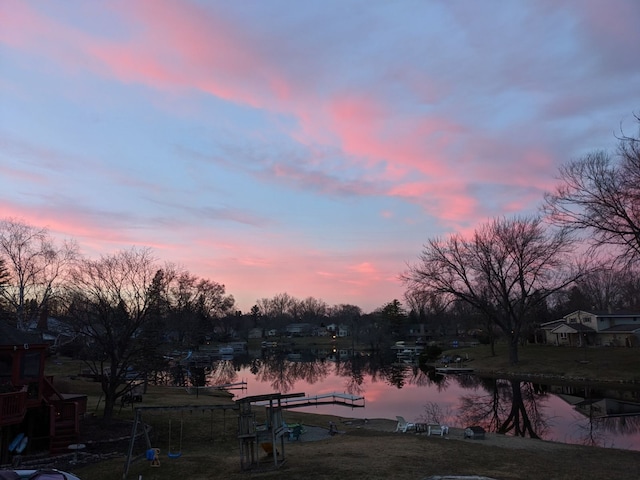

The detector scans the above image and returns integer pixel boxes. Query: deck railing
[0,390,28,426]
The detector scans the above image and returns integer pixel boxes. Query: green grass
[443,343,640,384]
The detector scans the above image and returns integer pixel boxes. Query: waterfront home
[540,310,640,347]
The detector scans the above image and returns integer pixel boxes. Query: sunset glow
[1,0,638,312]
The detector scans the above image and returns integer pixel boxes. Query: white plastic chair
[395,416,415,433]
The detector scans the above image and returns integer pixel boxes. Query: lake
[182,349,640,451]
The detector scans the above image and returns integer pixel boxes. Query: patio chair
[427,424,448,436]
[395,416,415,433]
[289,424,303,441]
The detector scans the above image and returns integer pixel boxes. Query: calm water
[193,353,640,452]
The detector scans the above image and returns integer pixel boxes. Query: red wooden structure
[0,322,87,464]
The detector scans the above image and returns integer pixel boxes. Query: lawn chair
[395,416,415,433]
[289,424,303,441]
[427,424,448,436]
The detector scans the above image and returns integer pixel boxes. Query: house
[0,321,87,464]
[540,310,640,347]
[337,324,350,337]
[248,328,263,339]
[285,323,313,337]
[325,323,350,337]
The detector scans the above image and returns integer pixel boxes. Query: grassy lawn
[446,343,640,384]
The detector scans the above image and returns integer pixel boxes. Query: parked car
[0,470,81,480]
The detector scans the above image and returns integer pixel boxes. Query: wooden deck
[0,390,28,426]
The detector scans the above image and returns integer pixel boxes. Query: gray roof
[0,321,44,346]
[551,322,595,334]
[568,309,640,319]
[600,324,640,333]
[539,319,565,329]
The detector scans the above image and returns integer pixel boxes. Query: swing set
[123,404,239,479]
[167,416,183,458]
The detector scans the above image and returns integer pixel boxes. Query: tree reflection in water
[155,348,640,449]
[206,358,241,386]
[457,378,549,439]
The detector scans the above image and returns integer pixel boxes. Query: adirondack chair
[395,416,415,433]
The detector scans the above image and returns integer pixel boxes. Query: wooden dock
[252,392,365,409]
[435,366,474,374]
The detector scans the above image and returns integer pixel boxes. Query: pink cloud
[1,0,292,110]
[0,164,48,184]
[324,95,461,180]
[348,262,377,275]
[0,2,46,49]
[387,180,478,223]
[2,1,499,230]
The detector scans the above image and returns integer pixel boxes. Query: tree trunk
[100,376,116,423]
[508,336,519,365]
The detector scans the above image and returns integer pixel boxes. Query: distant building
[285,323,313,336]
[540,310,640,347]
[248,328,263,339]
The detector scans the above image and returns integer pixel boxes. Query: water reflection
[457,379,548,439]
[152,347,640,450]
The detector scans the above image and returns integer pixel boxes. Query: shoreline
[464,367,640,386]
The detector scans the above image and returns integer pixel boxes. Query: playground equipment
[122,404,238,479]
[167,417,183,458]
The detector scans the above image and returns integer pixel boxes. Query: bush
[421,344,442,361]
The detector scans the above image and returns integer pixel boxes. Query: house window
[0,354,12,384]
[559,332,568,340]
[583,317,591,323]
[20,351,41,378]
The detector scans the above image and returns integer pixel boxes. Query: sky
[1,0,639,314]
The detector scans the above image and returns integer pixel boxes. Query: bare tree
[256,292,296,330]
[65,247,157,421]
[0,218,78,329]
[0,257,10,319]
[404,216,578,364]
[574,266,626,311]
[296,296,329,322]
[544,117,640,267]
[164,270,235,345]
